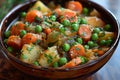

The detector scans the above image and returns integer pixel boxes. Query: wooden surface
[0,0,120,80]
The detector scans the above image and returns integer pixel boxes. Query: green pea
[20,30,26,37]
[76,38,83,44]
[104,24,112,31]
[81,18,87,24]
[58,57,68,66]
[53,62,59,68]
[88,41,94,48]
[20,12,26,18]
[62,43,70,51]
[62,19,71,27]
[100,40,106,45]
[35,25,42,33]
[91,33,98,41]
[83,7,89,15]
[59,27,65,33]
[93,28,101,34]
[71,23,79,31]
[7,47,13,52]
[106,39,113,46]
[33,61,39,66]
[49,15,56,21]
[84,45,89,50]
[79,56,88,64]
[4,30,11,38]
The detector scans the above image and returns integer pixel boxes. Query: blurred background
[0,0,27,21]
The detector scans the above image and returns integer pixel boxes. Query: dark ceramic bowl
[0,0,119,79]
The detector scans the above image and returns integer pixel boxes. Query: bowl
[0,0,119,79]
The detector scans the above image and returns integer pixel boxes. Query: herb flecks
[76,47,80,51]
[44,54,53,64]
[27,45,34,52]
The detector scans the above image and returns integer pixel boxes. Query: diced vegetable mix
[4,1,114,68]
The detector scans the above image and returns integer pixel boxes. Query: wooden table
[0,0,120,80]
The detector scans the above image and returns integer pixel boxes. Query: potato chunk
[38,46,60,67]
[99,31,114,40]
[29,1,51,14]
[85,16,105,27]
[20,43,41,64]
[90,9,101,17]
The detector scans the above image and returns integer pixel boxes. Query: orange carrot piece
[97,50,104,56]
[44,28,52,35]
[62,10,77,22]
[66,1,83,13]
[25,10,43,23]
[69,44,85,59]
[7,35,22,49]
[62,57,81,68]
[21,33,37,45]
[10,22,25,35]
[78,25,92,42]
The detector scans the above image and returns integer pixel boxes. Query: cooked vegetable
[21,33,42,45]
[69,44,85,59]
[4,1,114,68]
[10,22,25,35]
[53,62,59,68]
[100,40,106,46]
[80,18,87,24]
[62,43,70,52]
[84,45,89,50]
[25,10,43,23]
[44,28,52,34]
[38,46,60,67]
[93,28,101,34]
[83,7,89,15]
[60,9,77,22]
[29,1,51,14]
[85,16,105,27]
[104,24,112,31]
[76,38,83,44]
[87,41,94,48]
[62,19,71,27]
[98,32,114,40]
[71,23,79,31]
[4,30,11,38]
[20,12,26,18]
[20,30,27,37]
[7,35,22,49]
[78,25,92,42]
[91,33,98,41]
[20,43,41,64]
[58,57,68,66]
[61,57,82,68]
[35,25,42,33]
[90,9,100,17]
[66,1,83,13]
[49,15,56,21]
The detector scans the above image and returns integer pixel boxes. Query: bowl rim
[0,0,120,71]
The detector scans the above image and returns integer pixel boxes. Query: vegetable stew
[4,1,114,68]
